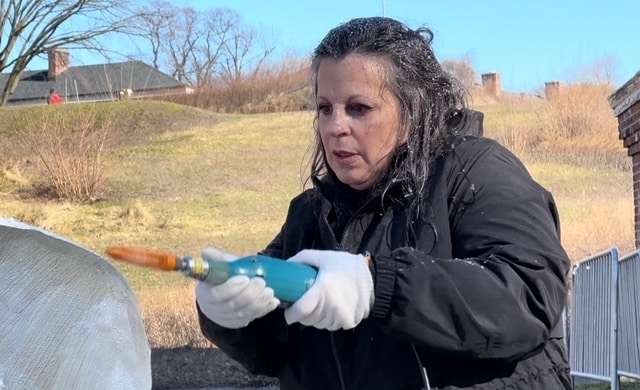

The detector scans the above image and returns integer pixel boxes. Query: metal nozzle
[179,256,210,280]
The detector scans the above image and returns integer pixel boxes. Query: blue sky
[29,0,639,93]
[180,0,639,93]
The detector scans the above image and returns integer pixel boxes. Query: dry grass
[526,163,634,260]
[0,161,30,193]
[0,90,634,349]
[559,197,633,259]
[163,56,312,114]
[137,283,212,349]
[484,84,627,171]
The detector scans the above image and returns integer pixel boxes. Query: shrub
[489,83,628,171]
[15,106,114,202]
[534,83,627,170]
[537,83,617,139]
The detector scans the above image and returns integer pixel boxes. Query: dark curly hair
[308,17,467,211]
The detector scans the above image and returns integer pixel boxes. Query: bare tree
[219,21,275,85]
[192,8,236,87]
[441,53,477,91]
[134,2,213,86]
[0,0,138,106]
[133,3,276,89]
[163,7,202,85]
[134,0,174,70]
[573,55,620,87]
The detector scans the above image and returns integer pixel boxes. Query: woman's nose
[326,111,349,136]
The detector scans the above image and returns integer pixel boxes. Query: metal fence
[618,250,640,380]
[569,247,619,388]
[567,247,640,388]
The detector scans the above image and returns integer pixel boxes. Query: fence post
[611,249,620,390]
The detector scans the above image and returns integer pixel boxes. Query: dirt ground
[151,346,279,390]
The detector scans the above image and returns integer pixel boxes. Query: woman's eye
[349,104,369,114]
[317,104,331,115]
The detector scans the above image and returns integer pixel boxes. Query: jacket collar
[312,165,408,214]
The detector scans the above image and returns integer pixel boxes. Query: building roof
[1,60,186,103]
[609,71,640,116]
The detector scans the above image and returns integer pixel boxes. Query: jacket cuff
[369,255,396,319]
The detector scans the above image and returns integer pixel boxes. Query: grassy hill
[0,96,634,388]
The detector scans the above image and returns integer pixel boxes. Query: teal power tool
[106,246,317,303]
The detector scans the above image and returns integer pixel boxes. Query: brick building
[609,71,640,247]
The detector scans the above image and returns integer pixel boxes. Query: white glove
[284,249,374,331]
[195,248,280,329]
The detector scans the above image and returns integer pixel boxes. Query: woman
[196,17,572,389]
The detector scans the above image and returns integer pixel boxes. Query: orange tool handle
[106,246,180,271]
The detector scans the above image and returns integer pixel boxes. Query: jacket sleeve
[369,137,571,362]
[196,229,288,377]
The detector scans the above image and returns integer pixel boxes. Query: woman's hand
[284,249,374,330]
[196,247,280,329]
[196,276,280,329]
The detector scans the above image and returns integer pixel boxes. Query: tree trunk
[0,66,25,106]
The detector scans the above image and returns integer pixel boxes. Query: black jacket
[198,110,572,389]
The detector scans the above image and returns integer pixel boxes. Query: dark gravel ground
[151,346,279,390]
[148,347,640,390]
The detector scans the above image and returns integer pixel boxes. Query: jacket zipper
[336,198,375,250]
[330,334,347,390]
[326,191,430,388]
[328,198,376,390]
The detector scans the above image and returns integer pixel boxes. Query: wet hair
[308,17,467,212]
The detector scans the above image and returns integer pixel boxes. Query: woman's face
[316,54,402,190]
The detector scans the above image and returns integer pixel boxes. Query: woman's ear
[398,125,410,145]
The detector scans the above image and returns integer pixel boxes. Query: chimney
[48,49,69,81]
[481,72,501,99]
[545,81,562,100]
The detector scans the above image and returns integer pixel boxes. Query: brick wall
[621,102,640,247]
[634,153,640,247]
[610,72,640,247]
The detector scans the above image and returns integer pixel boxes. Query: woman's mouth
[333,150,359,165]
